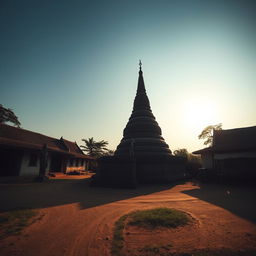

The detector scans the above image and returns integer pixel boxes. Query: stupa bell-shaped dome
[115,62,172,157]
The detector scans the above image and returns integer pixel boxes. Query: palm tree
[0,104,21,127]
[80,137,109,157]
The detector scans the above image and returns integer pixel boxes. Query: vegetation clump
[0,209,38,239]
[128,208,190,229]
[111,208,190,256]
[111,214,129,256]
[0,104,21,127]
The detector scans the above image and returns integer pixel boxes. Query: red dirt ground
[0,176,256,256]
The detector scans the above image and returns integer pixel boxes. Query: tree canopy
[173,148,201,174]
[80,137,110,158]
[173,148,189,159]
[198,123,222,146]
[0,104,21,127]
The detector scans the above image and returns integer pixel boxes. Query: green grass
[0,209,38,239]
[138,244,173,254]
[111,208,256,256]
[137,248,256,256]
[170,249,256,256]
[111,208,190,256]
[128,208,190,229]
[111,214,129,256]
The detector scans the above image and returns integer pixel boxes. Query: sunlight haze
[0,0,255,152]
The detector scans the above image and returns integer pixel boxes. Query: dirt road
[0,177,256,256]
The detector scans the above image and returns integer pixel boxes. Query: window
[29,153,37,166]
[70,159,74,166]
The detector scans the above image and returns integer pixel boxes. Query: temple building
[0,124,94,178]
[193,126,256,181]
[92,62,185,187]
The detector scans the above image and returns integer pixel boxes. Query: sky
[0,0,255,152]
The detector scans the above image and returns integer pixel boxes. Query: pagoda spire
[133,60,149,113]
[115,63,172,157]
[137,60,146,94]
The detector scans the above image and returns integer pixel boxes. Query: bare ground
[0,175,256,256]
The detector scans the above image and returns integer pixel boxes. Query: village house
[0,124,94,177]
[193,126,256,180]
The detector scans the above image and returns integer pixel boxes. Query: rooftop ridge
[214,125,256,133]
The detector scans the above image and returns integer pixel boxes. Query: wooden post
[39,144,48,181]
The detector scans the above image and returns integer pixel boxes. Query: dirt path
[0,178,256,256]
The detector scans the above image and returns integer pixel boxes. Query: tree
[0,104,21,127]
[173,148,189,159]
[101,149,115,157]
[173,148,201,176]
[80,137,109,158]
[198,123,222,146]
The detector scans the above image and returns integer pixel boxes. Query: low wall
[91,155,186,188]
[136,157,186,183]
[91,157,136,188]
[217,157,256,181]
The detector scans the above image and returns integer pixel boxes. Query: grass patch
[111,214,129,256]
[138,248,256,256]
[138,244,173,254]
[128,208,190,229]
[111,208,190,256]
[171,249,256,256]
[0,209,38,239]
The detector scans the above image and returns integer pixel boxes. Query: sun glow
[183,98,219,134]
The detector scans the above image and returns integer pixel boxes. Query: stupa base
[91,155,186,188]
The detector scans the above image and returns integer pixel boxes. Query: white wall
[19,151,51,176]
[200,150,256,169]
[19,151,40,176]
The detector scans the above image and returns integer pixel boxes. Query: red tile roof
[0,124,94,159]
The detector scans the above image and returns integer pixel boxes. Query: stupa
[92,62,185,188]
[115,61,172,158]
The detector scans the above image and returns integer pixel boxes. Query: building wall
[19,150,51,176]
[0,147,23,177]
[66,158,86,173]
[19,151,40,176]
[201,152,213,168]
[214,151,256,160]
[19,151,90,176]
[45,155,51,175]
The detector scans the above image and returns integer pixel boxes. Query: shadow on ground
[183,181,256,224]
[0,177,181,212]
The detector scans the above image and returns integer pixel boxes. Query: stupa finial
[139,60,142,72]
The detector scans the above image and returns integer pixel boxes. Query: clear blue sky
[1,0,255,152]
